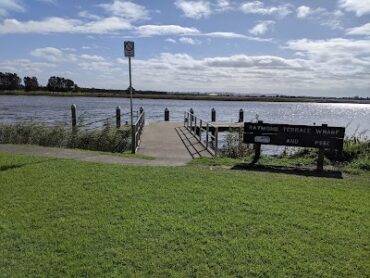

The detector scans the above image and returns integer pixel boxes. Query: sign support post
[124,41,135,154]
[129,56,135,153]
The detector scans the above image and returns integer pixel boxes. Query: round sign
[125,42,134,51]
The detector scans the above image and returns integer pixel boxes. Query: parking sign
[124,41,135,57]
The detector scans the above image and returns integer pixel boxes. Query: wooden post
[252,120,263,163]
[71,104,77,127]
[189,108,194,125]
[215,127,219,157]
[164,108,170,121]
[317,124,327,171]
[211,108,216,122]
[116,106,121,128]
[206,123,209,149]
[199,119,202,140]
[239,109,244,123]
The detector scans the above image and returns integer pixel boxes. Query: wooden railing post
[239,109,244,123]
[116,106,121,128]
[206,123,209,149]
[199,119,202,140]
[165,108,170,121]
[211,108,216,122]
[215,127,219,156]
[71,104,77,128]
[190,108,194,127]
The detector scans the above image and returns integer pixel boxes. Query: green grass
[191,155,316,168]
[78,148,156,160]
[0,153,369,277]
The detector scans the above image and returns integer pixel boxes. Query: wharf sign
[243,122,345,151]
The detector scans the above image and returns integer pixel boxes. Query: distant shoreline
[1,91,369,104]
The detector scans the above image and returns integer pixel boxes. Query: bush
[0,122,131,153]
[220,129,252,158]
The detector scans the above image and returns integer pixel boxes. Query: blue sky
[0,0,369,97]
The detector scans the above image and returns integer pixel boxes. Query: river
[1,95,369,140]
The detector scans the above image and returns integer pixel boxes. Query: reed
[0,122,130,153]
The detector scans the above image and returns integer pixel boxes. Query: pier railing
[133,109,145,152]
[184,111,219,156]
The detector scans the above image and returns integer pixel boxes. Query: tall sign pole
[124,41,135,153]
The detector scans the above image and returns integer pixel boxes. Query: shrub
[0,122,130,153]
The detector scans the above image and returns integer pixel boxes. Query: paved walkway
[0,122,211,166]
[137,122,211,164]
[0,144,179,166]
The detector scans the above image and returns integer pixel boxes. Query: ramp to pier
[138,122,211,165]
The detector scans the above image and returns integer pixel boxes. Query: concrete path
[0,122,211,166]
[137,122,200,164]
[0,144,183,167]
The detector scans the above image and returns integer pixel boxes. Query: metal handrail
[133,110,145,152]
[184,111,219,156]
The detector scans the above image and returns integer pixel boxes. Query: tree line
[0,72,79,92]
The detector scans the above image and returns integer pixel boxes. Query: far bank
[1,90,369,104]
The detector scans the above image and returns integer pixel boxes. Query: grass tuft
[0,122,131,153]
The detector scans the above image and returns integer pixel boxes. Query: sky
[0,0,369,97]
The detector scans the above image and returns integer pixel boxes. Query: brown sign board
[243,122,345,151]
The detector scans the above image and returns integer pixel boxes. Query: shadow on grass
[0,159,57,172]
[231,163,343,179]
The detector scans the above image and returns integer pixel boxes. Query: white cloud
[347,23,370,36]
[295,6,344,30]
[78,61,114,72]
[217,0,230,10]
[240,1,292,18]
[338,0,370,16]
[0,0,24,16]
[285,38,370,79]
[286,38,370,57]
[124,51,369,95]
[5,46,369,96]
[179,37,200,45]
[80,54,105,61]
[204,32,246,39]
[203,55,306,70]
[37,0,57,5]
[135,24,200,36]
[296,6,311,18]
[78,11,101,20]
[0,59,55,74]
[100,0,149,22]
[202,32,272,42]
[0,16,132,34]
[175,0,211,19]
[28,47,116,75]
[165,38,176,43]
[249,21,275,35]
[31,47,63,62]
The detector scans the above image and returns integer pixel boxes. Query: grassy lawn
[0,153,369,277]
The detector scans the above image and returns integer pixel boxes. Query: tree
[24,76,39,92]
[47,76,77,92]
[0,72,22,90]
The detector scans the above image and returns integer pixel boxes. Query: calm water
[1,95,369,141]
